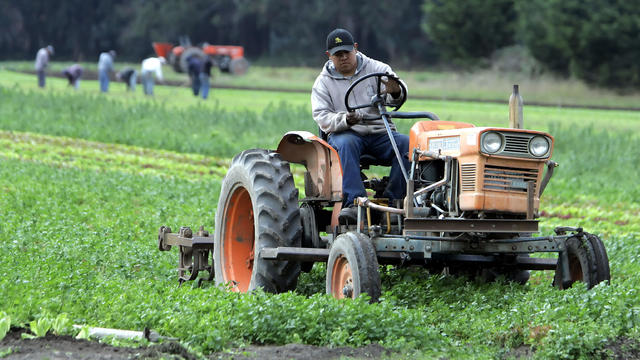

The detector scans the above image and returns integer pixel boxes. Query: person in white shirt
[140,56,165,95]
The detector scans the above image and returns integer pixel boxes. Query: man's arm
[311,79,351,134]
[368,58,408,104]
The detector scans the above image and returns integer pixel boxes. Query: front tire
[326,232,381,302]
[554,233,610,289]
[214,149,301,293]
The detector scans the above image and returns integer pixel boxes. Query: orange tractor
[153,41,249,75]
[158,73,610,301]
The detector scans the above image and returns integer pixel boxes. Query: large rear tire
[230,58,250,75]
[178,47,206,73]
[214,149,301,293]
[326,232,381,302]
[553,233,610,289]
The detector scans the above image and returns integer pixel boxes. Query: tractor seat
[319,128,392,169]
[360,153,391,169]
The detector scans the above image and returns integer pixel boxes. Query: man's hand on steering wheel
[344,72,407,117]
[382,77,401,98]
[346,111,363,126]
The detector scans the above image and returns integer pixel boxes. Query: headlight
[529,136,550,157]
[482,132,503,153]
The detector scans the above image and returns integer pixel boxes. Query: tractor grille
[460,164,476,192]
[483,165,538,193]
[503,134,530,155]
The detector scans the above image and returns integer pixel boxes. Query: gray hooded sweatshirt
[311,52,406,136]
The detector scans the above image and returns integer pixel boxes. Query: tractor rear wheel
[230,58,250,75]
[553,233,610,289]
[214,149,302,293]
[326,232,381,302]
[178,47,206,73]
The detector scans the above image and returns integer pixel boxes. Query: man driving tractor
[311,28,410,225]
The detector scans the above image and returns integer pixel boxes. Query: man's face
[328,47,358,76]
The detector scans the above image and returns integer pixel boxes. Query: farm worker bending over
[116,67,137,92]
[98,50,116,92]
[311,28,410,224]
[62,64,83,90]
[140,56,165,96]
[34,45,54,88]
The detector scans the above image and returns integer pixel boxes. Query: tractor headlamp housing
[480,130,552,158]
[529,136,550,157]
[481,132,503,154]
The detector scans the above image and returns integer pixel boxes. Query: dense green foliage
[517,0,640,88]
[1,78,640,358]
[422,0,516,63]
[0,0,430,66]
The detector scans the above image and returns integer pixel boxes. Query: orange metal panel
[152,42,174,58]
[203,45,245,59]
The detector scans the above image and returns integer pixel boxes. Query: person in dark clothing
[117,67,137,92]
[62,64,83,89]
[199,57,213,99]
[187,56,202,96]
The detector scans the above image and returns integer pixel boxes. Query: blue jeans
[37,70,46,88]
[328,130,410,206]
[190,72,200,96]
[142,71,154,95]
[199,73,210,99]
[128,71,137,92]
[99,69,109,92]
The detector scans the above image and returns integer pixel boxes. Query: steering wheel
[344,72,407,117]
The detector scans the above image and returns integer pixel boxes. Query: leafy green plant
[0,312,10,341]
[51,313,71,336]
[19,313,72,339]
[75,325,90,340]
[22,317,52,339]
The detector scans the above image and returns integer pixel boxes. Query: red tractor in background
[153,39,249,75]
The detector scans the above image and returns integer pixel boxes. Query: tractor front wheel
[214,149,302,293]
[326,232,381,302]
[554,233,610,289]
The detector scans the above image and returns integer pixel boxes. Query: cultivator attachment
[158,225,214,286]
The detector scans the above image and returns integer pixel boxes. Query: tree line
[1,0,638,88]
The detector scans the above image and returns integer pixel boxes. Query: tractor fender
[276,131,342,203]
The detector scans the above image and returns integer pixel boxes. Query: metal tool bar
[404,218,539,233]
[260,247,330,262]
[165,234,214,248]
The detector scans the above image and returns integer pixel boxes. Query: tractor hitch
[158,225,214,286]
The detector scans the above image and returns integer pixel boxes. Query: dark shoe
[338,205,360,225]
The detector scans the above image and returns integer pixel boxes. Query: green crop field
[1,68,639,359]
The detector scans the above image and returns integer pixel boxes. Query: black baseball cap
[326,28,355,55]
